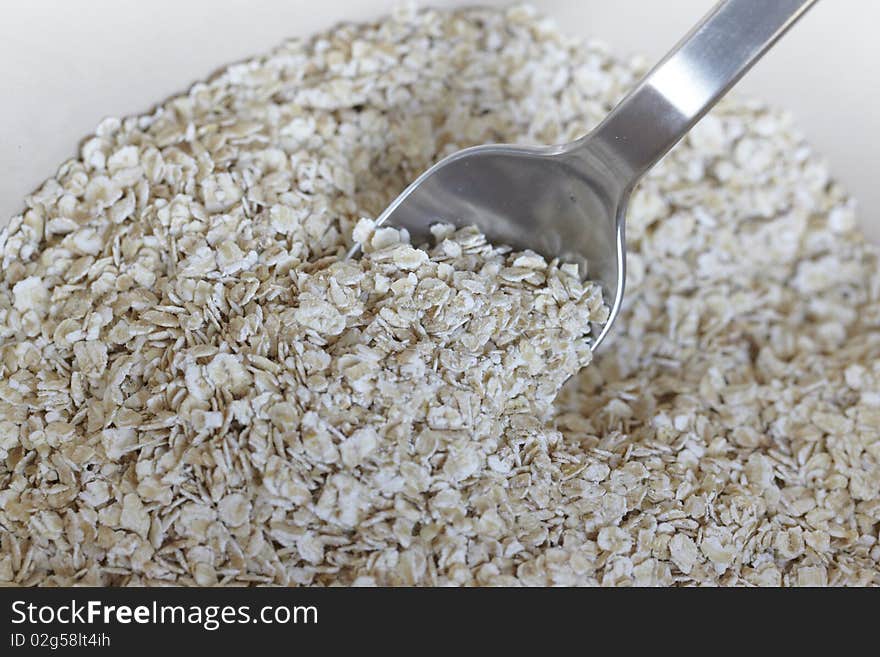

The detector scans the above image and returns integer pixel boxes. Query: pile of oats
[1,5,878,586]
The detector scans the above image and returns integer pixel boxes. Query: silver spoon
[355,0,816,351]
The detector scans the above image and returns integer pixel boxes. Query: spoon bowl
[367,140,627,350]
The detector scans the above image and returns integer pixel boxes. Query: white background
[2,1,877,240]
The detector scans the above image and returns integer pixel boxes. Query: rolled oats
[1,4,878,587]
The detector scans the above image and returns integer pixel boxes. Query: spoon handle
[584,0,816,186]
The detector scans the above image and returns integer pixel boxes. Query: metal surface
[361,0,816,352]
